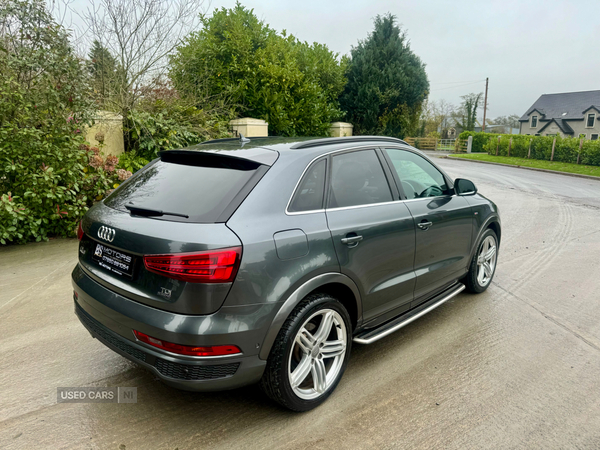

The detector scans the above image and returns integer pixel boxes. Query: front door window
[384,149,449,199]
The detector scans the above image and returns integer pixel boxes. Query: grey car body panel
[79,203,242,315]
[72,136,501,391]
[404,195,473,302]
[73,264,277,354]
[326,201,416,326]
[257,272,361,360]
[73,278,267,391]
[223,150,342,308]
[464,194,501,257]
[273,229,309,260]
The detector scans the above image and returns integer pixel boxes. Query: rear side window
[328,149,392,208]
[288,159,326,212]
[105,158,263,223]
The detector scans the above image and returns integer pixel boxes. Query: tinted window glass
[289,159,326,212]
[329,150,392,208]
[105,159,261,222]
[385,149,449,199]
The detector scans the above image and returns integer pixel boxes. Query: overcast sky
[67,0,600,119]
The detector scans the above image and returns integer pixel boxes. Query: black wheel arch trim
[258,272,362,360]
[470,214,501,261]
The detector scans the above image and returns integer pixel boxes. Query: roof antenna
[239,133,251,145]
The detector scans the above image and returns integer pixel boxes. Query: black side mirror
[455,178,477,196]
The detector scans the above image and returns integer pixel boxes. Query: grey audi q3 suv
[72,136,500,411]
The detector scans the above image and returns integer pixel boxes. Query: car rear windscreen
[104,157,265,223]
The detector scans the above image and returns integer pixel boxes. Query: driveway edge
[445,155,600,182]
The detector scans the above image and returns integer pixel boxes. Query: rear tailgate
[79,208,242,315]
[77,147,274,315]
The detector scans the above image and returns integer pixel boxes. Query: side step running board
[353,283,466,345]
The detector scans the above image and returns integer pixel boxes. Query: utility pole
[482,77,489,132]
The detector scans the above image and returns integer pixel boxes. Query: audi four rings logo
[97,226,116,242]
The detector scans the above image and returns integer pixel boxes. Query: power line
[430,79,486,86]
[429,81,485,92]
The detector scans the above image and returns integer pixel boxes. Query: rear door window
[104,157,264,223]
[328,149,392,208]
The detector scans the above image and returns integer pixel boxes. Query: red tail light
[77,221,84,240]
[143,247,241,283]
[133,330,241,356]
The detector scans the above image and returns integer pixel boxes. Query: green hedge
[479,133,600,166]
[458,131,501,153]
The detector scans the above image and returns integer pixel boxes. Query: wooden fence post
[435,139,438,151]
[508,137,512,157]
[528,139,532,159]
[550,137,556,161]
[577,138,583,164]
[496,136,500,156]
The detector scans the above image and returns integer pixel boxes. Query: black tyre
[464,228,498,293]
[260,293,352,412]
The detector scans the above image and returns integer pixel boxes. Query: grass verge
[449,153,600,178]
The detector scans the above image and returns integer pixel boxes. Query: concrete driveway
[1,158,600,450]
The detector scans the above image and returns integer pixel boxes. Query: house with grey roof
[519,90,600,140]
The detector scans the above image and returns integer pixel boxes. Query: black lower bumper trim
[155,358,239,380]
[75,301,240,381]
[77,300,148,362]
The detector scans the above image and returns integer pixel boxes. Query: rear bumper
[72,264,273,391]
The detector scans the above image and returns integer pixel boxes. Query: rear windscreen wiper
[125,204,189,218]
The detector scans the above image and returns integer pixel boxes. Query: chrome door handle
[341,235,363,246]
[417,221,433,230]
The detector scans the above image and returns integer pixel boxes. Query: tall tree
[492,114,520,129]
[419,99,457,137]
[87,40,118,106]
[340,13,429,138]
[170,3,347,136]
[81,0,205,118]
[456,92,483,131]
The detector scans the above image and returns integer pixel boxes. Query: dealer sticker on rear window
[92,243,135,278]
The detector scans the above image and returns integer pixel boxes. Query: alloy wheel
[477,235,497,287]
[288,309,347,400]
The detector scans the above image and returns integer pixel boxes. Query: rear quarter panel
[225,152,341,309]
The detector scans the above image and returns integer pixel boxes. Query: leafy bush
[117,151,150,173]
[458,131,501,153]
[125,85,233,160]
[480,133,600,166]
[0,0,96,243]
[170,3,346,136]
[127,108,202,160]
[81,146,131,202]
[0,1,232,245]
[581,140,600,166]
[0,193,29,245]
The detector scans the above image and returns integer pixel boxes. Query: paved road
[1,159,600,450]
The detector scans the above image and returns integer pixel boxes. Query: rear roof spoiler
[159,147,278,167]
